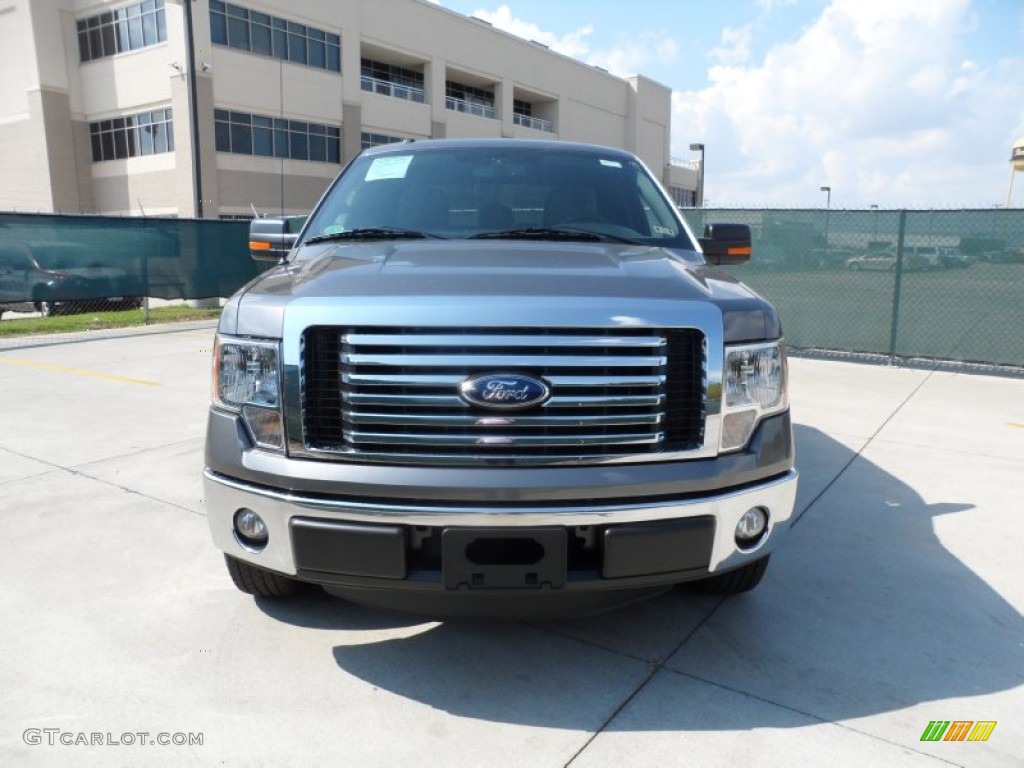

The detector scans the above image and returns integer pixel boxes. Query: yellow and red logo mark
[920,721,997,742]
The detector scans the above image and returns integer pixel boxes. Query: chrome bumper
[204,468,799,578]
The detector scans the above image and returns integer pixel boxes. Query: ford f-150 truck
[204,139,797,616]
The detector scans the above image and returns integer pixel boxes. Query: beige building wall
[0,0,77,212]
[0,0,695,218]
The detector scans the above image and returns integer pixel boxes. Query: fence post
[140,218,150,325]
[142,249,150,325]
[888,209,908,360]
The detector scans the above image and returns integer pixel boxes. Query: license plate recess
[442,527,567,591]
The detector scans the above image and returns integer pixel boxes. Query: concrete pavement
[0,325,1020,767]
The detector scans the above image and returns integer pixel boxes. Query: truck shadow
[259,424,1023,731]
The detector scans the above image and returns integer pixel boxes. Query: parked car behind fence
[0,240,142,318]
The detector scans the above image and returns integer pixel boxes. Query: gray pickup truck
[205,139,797,616]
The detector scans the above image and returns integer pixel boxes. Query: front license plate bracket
[442,527,567,591]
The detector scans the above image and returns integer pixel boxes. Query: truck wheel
[224,554,301,598]
[691,555,770,595]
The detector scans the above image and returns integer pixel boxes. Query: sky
[432,0,1024,208]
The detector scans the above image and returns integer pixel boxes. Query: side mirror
[249,217,303,262]
[699,223,752,265]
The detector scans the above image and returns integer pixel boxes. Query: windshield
[300,144,698,252]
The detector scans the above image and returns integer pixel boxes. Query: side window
[0,247,29,270]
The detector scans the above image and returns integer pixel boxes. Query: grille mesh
[302,327,705,464]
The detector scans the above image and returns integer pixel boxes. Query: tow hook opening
[466,537,545,566]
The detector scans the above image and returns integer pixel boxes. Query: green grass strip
[0,306,221,337]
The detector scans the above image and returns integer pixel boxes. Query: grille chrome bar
[344,373,667,388]
[342,353,668,368]
[343,411,665,427]
[345,392,666,408]
[301,326,706,465]
[346,431,663,447]
[344,333,666,348]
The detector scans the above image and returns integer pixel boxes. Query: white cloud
[673,0,1024,207]
[709,25,753,65]
[470,4,677,78]
[588,34,679,78]
[470,5,593,59]
[757,0,798,10]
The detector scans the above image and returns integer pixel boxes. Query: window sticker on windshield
[366,155,413,181]
[599,159,622,168]
[653,225,674,235]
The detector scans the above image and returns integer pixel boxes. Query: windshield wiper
[304,227,445,244]
[468,227,638,244]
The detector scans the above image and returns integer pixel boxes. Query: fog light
[735,506,768,547]
[234,508,268,549]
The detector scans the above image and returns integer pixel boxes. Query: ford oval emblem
[459,372,551,410]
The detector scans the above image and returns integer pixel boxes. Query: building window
[513,100,554,133]
[77,0,167,62]
[360,58,426,103]
[360,132,406,151]
[209,1,340,72]
[445,81,496,120]
[667,186,697,207]
[89,108,173,162]
[215,109,340,163]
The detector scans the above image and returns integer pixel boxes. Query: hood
[224,240,780,342]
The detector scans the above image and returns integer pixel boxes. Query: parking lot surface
[0,324,1021,767]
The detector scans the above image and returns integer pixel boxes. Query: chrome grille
[301,327,705,465]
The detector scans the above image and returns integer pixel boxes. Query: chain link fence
[2,210,1022,369]
[682,208,1024,369]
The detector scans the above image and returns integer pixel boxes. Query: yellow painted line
[0,356,162,387]
[1009,422,1024,429]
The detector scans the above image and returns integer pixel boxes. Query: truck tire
[224,554,301,598]
[691,555,770,595]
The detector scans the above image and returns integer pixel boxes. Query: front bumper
[205,465,797,592]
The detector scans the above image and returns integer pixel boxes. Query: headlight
[721,341,788,451]
[213,336,285,451]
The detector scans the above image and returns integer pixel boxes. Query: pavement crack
[561,595,729,768]
[68,467,204,516]
[792,368,937,527]
[662,669,967,767]
[68,436,203,471]
[520,618,661,667]
[0,445,203,516]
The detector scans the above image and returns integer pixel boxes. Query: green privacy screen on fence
[682,209,1024,368]
[0,213,265,308]
[0,210,1021,368]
